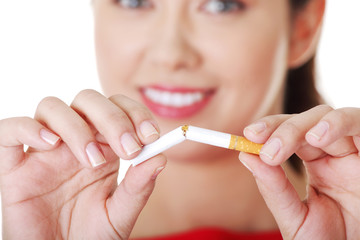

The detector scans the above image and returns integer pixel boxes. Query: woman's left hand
[239,105,360,239]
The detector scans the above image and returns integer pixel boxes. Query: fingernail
[260,138,282,161]
[240,160,253,173]
[307,121,329,141]
[86,142,106,167]
[40,129,60,145]
[245,122,267,135]
[121,133,141,156]
[151,166,165,180]
[140,121,159,139]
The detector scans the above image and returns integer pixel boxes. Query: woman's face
[93,0,292,161]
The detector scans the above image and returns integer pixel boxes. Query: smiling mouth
[140,85,216,119]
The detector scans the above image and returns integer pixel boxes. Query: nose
[145,13,201,72]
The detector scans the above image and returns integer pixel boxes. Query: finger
[106,154,166,239]
[306,107,360,156]
[0,117,60,173]
[256,105,333,166]
[243,114,292,144]
[294,143,326,162]
[244,111,324,163]
[71,90,159,160]
[239,152,307,239]
[109,94,160,144]
[243,114,324,162]
[35,96,106,168]
[244,114,324,160]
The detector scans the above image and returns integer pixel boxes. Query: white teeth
[144,88,205,107]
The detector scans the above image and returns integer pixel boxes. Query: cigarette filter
[129,125,263,166]
[184,125,263,155]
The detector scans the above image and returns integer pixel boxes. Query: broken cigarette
[129,125,263,166]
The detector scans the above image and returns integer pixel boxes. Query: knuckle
[71,118,91,132]
[0,117,22,131]
[109,95,153,121]
[329,109,351,133]
[260,114,290,126]
[129,105,153,121]
[37,96,63,113]
[0,116,29,126]
[73,89,100,104]
[278,120,302,137]
[331,109,348,124]
[314,104,333,113]
[104,111,133,136]
[16,117,35,132]
[107,111,130,125]
[108,93,127,102]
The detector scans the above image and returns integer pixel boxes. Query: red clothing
[132,228,283,240]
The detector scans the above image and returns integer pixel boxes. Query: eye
[116,0,152,9]
[203,0,246,14]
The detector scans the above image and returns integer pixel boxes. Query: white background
[0,1,360,237]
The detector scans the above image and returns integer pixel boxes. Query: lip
[140,85,216,119]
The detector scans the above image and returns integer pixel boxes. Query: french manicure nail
[240,160,253,173]
[307,121,329,141]
[121,133,141,156]
[40,129,60,145]
[259,138,282,161]
[140,121,159,139]
[151,166,165,180]
[86,142,106,167]
[245,122,267,135]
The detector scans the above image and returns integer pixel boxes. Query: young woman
[1,0,359,239]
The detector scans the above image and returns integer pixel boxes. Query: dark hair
[285,0,323,173]
[290,0,311,9]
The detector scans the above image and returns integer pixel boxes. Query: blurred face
[93,0,292,162]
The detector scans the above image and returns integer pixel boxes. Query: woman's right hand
[0,89,166,240]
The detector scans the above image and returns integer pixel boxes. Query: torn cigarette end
[181,125,189,137]
[229,135,263,155]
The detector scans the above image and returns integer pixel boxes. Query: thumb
[106,154,167,239]
[239,152,307,239]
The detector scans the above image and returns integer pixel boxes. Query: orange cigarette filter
[183,125,263,155]
[229,135,263,155]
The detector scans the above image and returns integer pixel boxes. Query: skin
[93,0,290,163]
[91,0,310,236]
[1,0,359,239]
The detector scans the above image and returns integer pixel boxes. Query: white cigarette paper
[185,125,231,148]
[129,125,263,166]
[129,126,185,166]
